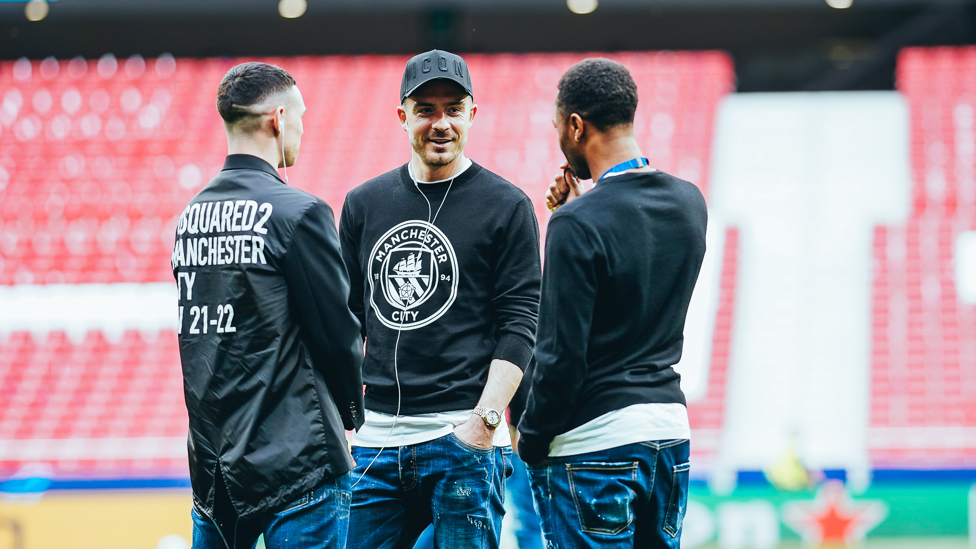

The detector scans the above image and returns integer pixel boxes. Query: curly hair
[216,62,296,125]
[557,58,638,131]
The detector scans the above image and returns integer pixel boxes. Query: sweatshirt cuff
[492,334,534,371]
[517,436,551,466]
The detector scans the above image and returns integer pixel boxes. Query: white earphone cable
[352,154,461,488]
[279,108,288,184]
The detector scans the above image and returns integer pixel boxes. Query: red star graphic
[782,479,887,548]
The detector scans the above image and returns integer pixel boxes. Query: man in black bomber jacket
[339,50,542,549]
[173,62,363,548]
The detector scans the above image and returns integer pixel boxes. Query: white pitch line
[0,437,187,461]
[0,282,177,340]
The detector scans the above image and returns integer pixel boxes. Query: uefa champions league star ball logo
[368,220,459,330]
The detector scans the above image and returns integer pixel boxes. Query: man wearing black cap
[339,50,541,548]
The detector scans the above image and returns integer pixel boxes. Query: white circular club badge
[368,220,459,330]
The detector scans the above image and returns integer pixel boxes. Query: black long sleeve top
[339,162,542,415]
[518,169,707,464]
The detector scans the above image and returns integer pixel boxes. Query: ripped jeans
[348,433,513,549]
[526,440,690,549]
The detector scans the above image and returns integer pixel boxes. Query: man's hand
[453,414,495,449]
[546,162,586,212]
[454,359,521,450]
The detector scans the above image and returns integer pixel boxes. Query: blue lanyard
[599,157,649,182]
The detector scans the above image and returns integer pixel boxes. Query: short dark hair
[216,62,296,125]
[557,58,638,131]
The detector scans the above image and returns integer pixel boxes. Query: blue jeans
[349,433,513,549]
[508,453,544,549]
[411,451,541,549]
[190,473,351,549]
[526,440,690,549]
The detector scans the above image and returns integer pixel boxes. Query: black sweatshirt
[518,170,707,464]
[339,162,541,415]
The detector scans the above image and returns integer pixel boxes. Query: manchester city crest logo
[368,220,459,330]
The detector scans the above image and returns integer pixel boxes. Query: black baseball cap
[400,50,473,103]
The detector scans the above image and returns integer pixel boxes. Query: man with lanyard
[518,58,707,548]
[338,50,542,548]
[174,62,364,548]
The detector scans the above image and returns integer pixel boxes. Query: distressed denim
[411,451,541,549]
[190,473,351,549]
[348,433,513,549]
[526,440,690,549]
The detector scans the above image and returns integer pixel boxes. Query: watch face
[486,410,501,426]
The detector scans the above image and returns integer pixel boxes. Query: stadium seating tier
[868,47,976,467]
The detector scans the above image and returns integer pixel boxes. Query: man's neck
[410,153,468,183]
[585,132,649,183]
[227,135,281,173]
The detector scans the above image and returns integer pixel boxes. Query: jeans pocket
[502,447,515,479]
[663,462,690,537]
[449,432,494,454]
[566,461,638,535]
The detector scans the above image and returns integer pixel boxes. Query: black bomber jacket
[172,154,364,518]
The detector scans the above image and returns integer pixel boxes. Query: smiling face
[398,80,477,170]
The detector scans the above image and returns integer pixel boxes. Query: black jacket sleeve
[490,197,542,370]
[517,214,599,464]
[284,201,365,431]
[338,198,367,340]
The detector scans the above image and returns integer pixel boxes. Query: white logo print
[368,220,459,330]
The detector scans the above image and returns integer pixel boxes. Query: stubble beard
[562,141,591,181]
[413,134,464,169]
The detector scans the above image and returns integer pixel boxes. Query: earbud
[277,106,288,184]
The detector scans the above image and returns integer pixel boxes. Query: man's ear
[468,103,478,127]
[397,104,408,130]
[569,113,585,142]
[270,107,283,137]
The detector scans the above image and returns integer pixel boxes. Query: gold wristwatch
[473,406,502,429]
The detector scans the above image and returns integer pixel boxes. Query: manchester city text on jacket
[171,199,272,269]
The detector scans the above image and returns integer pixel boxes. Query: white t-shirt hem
[351,409,512,448]
[547,402,690,458]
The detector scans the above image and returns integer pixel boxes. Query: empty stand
[0,52,732,284]
[707,92,910,478]
[869,48,976,467]
[686,227,739,466]
[0,54,223,285]
[0,330,187,476]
